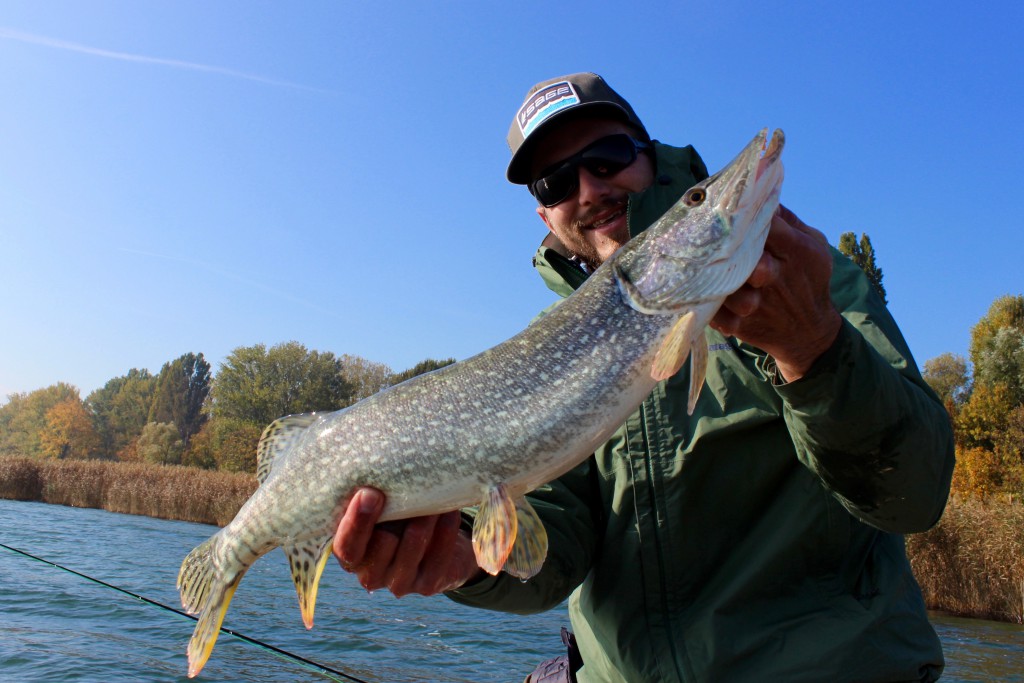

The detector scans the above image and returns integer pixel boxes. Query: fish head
[615,129,785,312]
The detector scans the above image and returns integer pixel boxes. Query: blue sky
[1,2,1020,401]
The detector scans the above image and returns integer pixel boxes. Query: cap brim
[505,102,635,184]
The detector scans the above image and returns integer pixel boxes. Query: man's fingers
[385,515,440,596]
[333,487,385,569]
[356,527,402,591]
[412,511,463,595]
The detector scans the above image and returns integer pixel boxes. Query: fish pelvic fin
[472,483,517,575]
[177,536,246,678]
[283,535,333,630]
[255,413,319,485]
[504,497,548,580]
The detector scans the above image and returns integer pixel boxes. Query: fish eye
[684,187,707,206]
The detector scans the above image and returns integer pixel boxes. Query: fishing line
[0,542,373,683]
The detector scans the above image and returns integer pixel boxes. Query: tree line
[3,233,1020,492]
[0,343,453,473]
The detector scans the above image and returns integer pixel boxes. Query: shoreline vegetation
[1,457,1021,625]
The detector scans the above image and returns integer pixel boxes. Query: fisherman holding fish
[332,72,955,682]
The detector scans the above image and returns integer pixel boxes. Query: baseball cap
[506,72,648,184]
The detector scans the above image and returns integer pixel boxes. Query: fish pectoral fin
[255,413,319,485]
[687,332,709,415]
[284,536,333,630]
[651,311,698,381]
[177,536,245,678]
[504,497,548,580]
[471,483,517,575]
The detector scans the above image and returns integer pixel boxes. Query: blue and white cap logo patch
[516,81,580,140]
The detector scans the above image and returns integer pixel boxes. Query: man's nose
[576,166,612,205]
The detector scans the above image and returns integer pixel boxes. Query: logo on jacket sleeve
[517,81,580,139]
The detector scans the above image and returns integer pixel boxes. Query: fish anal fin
[651,311,699,381]
[472,483,517,575]
[255,413,319,485]
[284,536,333,630]
[504,497,548,580]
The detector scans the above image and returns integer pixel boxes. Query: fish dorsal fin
[283,535,333,629]
[651,311,699,381]
[255,413,319,485]
[504,497,548,580]
[472,483,517,575]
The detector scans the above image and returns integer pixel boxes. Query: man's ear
[537,205,554,232]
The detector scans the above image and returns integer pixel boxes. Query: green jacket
[450,142,955,682]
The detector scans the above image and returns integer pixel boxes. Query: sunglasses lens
[530,135,643,207]
[532,165,576,207]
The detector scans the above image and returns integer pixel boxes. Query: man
[333,73,955,682]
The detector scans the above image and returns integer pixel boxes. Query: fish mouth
[713,129,785,231]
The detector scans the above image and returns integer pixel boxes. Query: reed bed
[0,457,256,526]
[907,495,1024,623]
[3,457,1023,623]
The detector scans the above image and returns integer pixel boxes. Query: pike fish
[178,129,785,677]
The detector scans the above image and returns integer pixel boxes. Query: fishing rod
[0,542,373,683]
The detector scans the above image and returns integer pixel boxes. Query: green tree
[955,383,1014,451]
[87,369,157,459]
[922,353,971,411]
[210,341,354,427]
[0,383,81,458]
[340,353,393,402]
[148,352,211,444]
[969,294,1024,406]
[38,398,102,459]
[838,232,887,304]
[388,358,457,386]
[136,422,184,465]
[186,417,262,473]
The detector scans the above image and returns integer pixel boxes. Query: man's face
[530,118,655,270]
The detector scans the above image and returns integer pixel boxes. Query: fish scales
[178,129,785,677]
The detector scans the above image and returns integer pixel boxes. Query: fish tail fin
[283,536,333,629]
[178,535,247,678]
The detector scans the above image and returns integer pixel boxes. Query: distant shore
[1,456,1021,624]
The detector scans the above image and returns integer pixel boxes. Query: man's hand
[711,205,843,381]
[332,487,483,597]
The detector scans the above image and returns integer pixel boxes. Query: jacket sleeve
[767,249,955,533]
[446,456,601,614]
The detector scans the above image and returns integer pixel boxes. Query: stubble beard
[557,197,629,272]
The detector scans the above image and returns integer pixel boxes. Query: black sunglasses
[529,134,651,207]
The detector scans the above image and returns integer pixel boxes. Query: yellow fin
[504,497,548,580]
[284,536,333,629]
[687,333,708,415]
[472,483,517,575]
[178,536,246,678]
[651,311,698,381]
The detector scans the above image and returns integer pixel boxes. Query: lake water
[0,499,1021,682]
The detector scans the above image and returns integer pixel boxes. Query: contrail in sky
[0,27,333,94]
[116,247,343,318]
